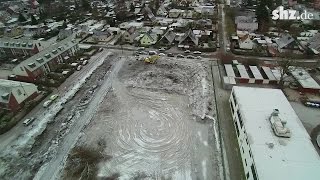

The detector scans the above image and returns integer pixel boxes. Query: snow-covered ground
[34,55,125,180]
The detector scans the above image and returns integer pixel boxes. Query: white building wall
[229,90,258,180]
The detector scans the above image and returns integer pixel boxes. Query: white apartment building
[229,86,320,180]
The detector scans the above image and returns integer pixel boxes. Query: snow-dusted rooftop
[233,86,320,180]
[236,65,249,78]
[249,66,263,79]
[225,64,235,77]
[290,67,320,89]
[261,66,277,81]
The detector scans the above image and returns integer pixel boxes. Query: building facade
[229,86,320,180]
[0,79,39,112]
[11,35,79,82]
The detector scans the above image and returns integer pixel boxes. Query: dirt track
[63,56,220,179]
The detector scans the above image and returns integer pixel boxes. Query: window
[237,109,243,128]
[232,91,237,105]
[17,89,22,95]
[251,164,258,180]
[245,158,247,166]
[234,121,239,137]
[246,172,250,179]
[230,102,234,114]
[242,147,244,154]
[249,150,252,157]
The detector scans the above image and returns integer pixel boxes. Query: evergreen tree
[81,0,91,11]
[18,13,27,22]
[130,3,135,12]
[31,15,38,25]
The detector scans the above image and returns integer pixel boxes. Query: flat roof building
[290,67,320,93]
[229,86,320,180]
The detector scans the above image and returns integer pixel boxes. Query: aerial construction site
[0,50,222,180]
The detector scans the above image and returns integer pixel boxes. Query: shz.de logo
[272,6,314,20]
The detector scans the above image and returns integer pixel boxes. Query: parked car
[184,50,191,53]
[98,48,103,52]
[82,60,88,65]
[138,47,145,51]
[187,55,196,59]
[23,117,36,126]
[167,53,174,57]
[43,100,53,108]
[148,51,157,55]
[159,53,166,56]
[196,56,201,59]
[305,102,320,108]
[193,51,201,54]
[76,65,82,71]
[159,47,166,52]
[177,54,184,58]
[50,94,59,101]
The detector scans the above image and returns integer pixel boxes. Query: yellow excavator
[144,55,160,64]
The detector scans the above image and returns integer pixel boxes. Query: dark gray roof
[13,35,78,72]
[179,29,198,45]
[159,29,176,43]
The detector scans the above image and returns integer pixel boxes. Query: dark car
[167,53,174,57]
[177,54,184,58]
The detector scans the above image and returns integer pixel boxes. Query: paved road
[0,50,110,152]
[34,56,125,180]
[211,62,245,180]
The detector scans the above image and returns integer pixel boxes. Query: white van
[82,60,88,65]
[23,117,36,126]
[148,51,157,55]
[76,65,82,71]
[43,100,53,108]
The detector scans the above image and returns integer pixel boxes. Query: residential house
[179,29,199,47]
[193,29,212,41]
[194,6,215,17]
[238,34,254,50]
[196,19,213,29]
[121,26,140,44]
[182,10,194,19]
[92,29,112,42]
[237,22,258,32]
[23,24,46,38]
[0,79,39,112]
[169,9,184,18]
[275,33,300,53]
[0,38,48,57]
[143,6,157,23]
[11,35,79,82]
[0,11,11,23]
[314,0,320,9]
[134,7,142,15]
[140,32,157,46]
[107,27,121,35]
[57,27,73,40]
[156,5,167,17]
[307,33,320,54]
[191,0,200,7]
[4,26,24,38]
[235,16,255,24]
[157,29,176,45]
[6,5,21,16]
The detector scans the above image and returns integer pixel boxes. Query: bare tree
[277,59,295,89]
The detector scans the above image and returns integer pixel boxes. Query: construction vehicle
[144,55,160,64]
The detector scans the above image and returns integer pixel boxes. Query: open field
[62,56,221,179]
